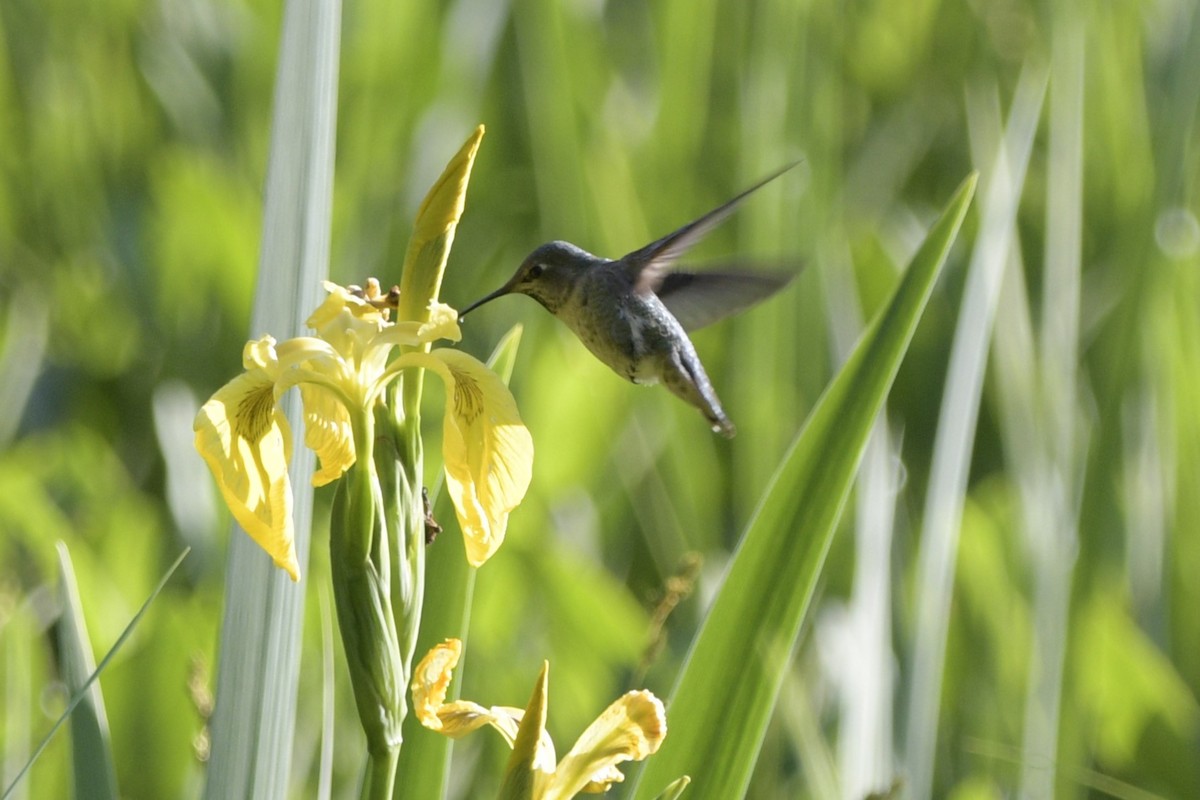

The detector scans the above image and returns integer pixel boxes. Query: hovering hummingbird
[459,164,797,437]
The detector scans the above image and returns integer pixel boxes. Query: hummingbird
[459,164,797,437]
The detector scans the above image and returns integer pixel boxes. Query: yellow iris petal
[193,370,300,581]
[411,639,527,745]
[300,384,356,487]
[544,691,667,800]
[393,349,533,566]
[417,301,462,344]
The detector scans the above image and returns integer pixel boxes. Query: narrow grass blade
[2,548,190,800]
[904,67,1045,800]
[631,175,977,800]
[317,585,335,800]
[54,544,119,800]
[1019,17,1085,797]
[393,325,525,800]
[202,0,340,796]
[3,600,33,800]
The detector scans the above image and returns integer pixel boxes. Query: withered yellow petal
[543,691,667,800]
[393,349,533,566]
[411,639,528,745]
[194,370,300,581]
[412,638,462,729]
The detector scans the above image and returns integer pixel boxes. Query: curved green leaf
[631,175,977,799]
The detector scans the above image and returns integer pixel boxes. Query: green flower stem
[330,411,405,796]
[363,747,400,800]
[390,374,427,671]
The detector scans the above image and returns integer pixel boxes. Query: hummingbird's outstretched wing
[622,162,799,294]
[655,269,794,331]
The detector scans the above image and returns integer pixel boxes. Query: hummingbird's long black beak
[458,285,511,320]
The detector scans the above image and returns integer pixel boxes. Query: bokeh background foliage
[1,0,1198,798]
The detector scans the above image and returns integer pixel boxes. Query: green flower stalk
[193,127,534,797]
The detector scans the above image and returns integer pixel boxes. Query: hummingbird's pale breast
[564,268,682,384]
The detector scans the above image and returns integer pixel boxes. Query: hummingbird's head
[460,240,595,318]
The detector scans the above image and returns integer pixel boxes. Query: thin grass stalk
[1122,381,1168,622]
[1019,16,1086,797]
[778,669,839,799]
[823,243,899,798]
[903,68,1045,800]
[2,604,32,800]
[318,586,336,800]
[203,0,340,795]
[55,545,118,800]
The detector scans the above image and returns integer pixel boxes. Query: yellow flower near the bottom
[413,639,666,799]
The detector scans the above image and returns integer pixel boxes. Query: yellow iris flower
[412,639,667,799]
[193,280,533,580]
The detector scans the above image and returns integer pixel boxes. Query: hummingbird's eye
[527,263,544,279]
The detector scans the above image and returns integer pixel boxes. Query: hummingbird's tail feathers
[624,161,801,294]
[656,268,795,331]
[660,345,738,438]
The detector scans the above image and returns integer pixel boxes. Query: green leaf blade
[632,175,977,799]
[55,544,119,800]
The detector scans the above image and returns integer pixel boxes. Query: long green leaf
[631,175,977,799]
[202,0,340,795]
[55,543,119,800]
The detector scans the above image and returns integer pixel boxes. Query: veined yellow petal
[543,691,667,800]
[392,349,533,566]
[300,384,357,486]
[194,370,300,581]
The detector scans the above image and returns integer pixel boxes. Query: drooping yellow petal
[194,370,300,581]
[392,349,533,566]
[411,639,535,747]
[543,690,667,800]
[300,384,357,487]
[397,126,485,326]
[412,638,462,728]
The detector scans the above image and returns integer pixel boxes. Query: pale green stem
[363,747,400,800]
[330,409,405,796]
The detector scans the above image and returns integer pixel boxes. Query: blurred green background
[2,0,1199,797]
